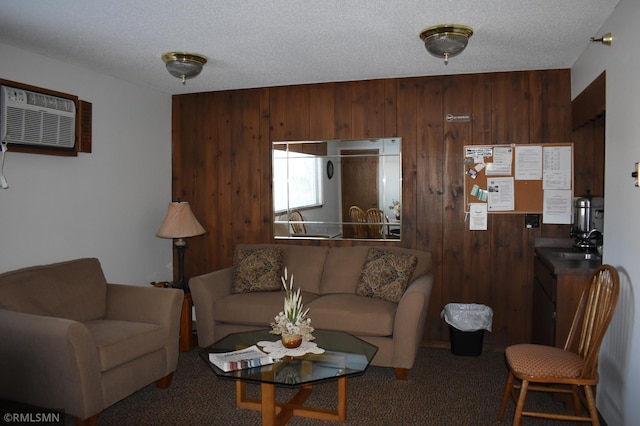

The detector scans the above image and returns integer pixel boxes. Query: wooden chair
[289,209,306,234]
[498,264,620,425]
[348,206,368,238]
[365,207,389,239]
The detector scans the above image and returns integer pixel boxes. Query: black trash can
[441,303,493,357]
[448,325,485,356]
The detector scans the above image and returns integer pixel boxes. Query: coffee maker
[571,195,604,251]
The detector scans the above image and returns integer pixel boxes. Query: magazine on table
[208,345,274,372]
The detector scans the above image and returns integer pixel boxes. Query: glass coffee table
[200,329,378,425]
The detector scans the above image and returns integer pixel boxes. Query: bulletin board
[463,143,573,214]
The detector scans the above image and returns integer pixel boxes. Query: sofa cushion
[84,319,166,372]
[320,246,371,294]
[356,248,418,303]
[214,291,320,326]
[236,244,329,294]
[232,246,284,293]
[0,258,107,321]
[320,246,432,295]
[281,245,329,294]
[307,294,397,336]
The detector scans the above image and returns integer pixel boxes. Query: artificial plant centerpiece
[270,267,314,348]
[389,199,401,220]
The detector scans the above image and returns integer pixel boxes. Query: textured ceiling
[0,1,619,95]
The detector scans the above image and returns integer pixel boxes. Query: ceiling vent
[1,85,76,149]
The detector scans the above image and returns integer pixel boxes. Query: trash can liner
[440,303,493,332]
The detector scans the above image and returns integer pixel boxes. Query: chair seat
[84,319,166,372]
[307,294,396,336]
[505,343,584,379]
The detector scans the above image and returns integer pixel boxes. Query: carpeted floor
[83,346,573,426]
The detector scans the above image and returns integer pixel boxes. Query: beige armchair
[0,258,183,426]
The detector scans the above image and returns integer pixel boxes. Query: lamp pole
[172,238,187,290]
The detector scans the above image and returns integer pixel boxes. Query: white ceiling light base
[419,24,473,65]
[162,52,207,85]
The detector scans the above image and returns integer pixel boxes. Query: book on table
[208,345,274,372]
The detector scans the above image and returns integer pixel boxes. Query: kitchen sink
[555,252,601,261]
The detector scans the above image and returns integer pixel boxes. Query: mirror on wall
[273,138,401,240]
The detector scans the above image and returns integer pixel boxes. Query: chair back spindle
[348,206,368,238]
[289,209,306,234]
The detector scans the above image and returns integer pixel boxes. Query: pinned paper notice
[470,184,488,201]
[485,147,513,176]
[487,177,515,211]
[469,203,488,230]
[465,147,492,158]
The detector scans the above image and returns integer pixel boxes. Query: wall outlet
[525,214,540,228]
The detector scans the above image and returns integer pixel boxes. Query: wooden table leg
[179,292,196,351]
[234,378,348,425]
[261,383,277,426]
[337,377,347,421]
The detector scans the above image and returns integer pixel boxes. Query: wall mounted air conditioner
[0,85,76,149]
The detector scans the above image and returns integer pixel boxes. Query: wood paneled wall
[171,69,573,348]
[572,71,606,197]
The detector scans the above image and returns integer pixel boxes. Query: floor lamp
[156,201,206,291]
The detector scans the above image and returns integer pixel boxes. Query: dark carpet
[86,346,572,426]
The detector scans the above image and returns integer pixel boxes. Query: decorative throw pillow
[356,248,418,303]
[231,247,284,293]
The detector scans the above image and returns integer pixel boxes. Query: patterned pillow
[356,248,418,303]
[231,247,284,293]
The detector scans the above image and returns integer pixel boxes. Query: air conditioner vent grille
[26,92,75,113]
[1,85,76,148]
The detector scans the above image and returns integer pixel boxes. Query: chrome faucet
[574,228,602,251]
[585,229,602,240]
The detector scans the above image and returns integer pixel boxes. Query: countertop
[535,246,602,275]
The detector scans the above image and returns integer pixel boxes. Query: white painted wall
[572,1,639,424]
[0,42,174,285]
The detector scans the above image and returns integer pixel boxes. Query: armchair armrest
[105,284,183,326]
[105,284,183,373]
[0,309,103,420]
[189,267,234,347]
[392,273,434,369]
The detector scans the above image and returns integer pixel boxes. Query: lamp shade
[156,202,206,239]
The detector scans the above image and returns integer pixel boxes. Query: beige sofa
[0,258,183,425]
[190,244,433,379]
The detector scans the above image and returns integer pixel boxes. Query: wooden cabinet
[532,258,556,346]
[532,255,594,348]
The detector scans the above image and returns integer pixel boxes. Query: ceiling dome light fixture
[161,52,207,85]
[419,24,473,65]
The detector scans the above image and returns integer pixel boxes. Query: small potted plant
[389,199,401,220]
[270,267,314,348]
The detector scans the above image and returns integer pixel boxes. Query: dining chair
[497,264,620,425]
[348,206,368,238]
[289,209,306,234]
[365,207,389,239]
